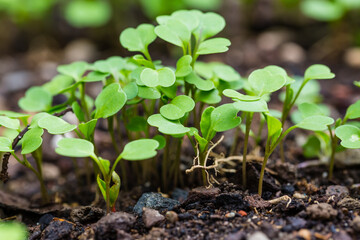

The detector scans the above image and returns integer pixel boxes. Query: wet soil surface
[0,161,359,240]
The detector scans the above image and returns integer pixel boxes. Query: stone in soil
[337,197,360,210]
[70,206,105,224]
[244,195,271,209]
[142,208,165,228]
[41,219,82,240]
[351,216,360,232]
[281,183,295,195]
[133,192,179,215]
[165,211,178,223]
[282,217,307,232]
[91,212,135,240]
[306,203,337,220]
[182,187,220,206]
[325,185,349,197]
[247,231,270,240]
[171,188,188,202]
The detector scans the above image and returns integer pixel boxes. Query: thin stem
[258,153,270,196]
[242,112,254,188]
[80,83,90,121]
[32,148,49,203]
[328,125,337,180]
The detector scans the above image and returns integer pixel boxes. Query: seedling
[55,138,158,213]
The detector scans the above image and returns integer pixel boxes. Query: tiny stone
[351,216,360,232]
[247,231,270,240]
[165,211,178,223]
[293,192,306,199]
[306,203,337,220]
[338,197,360,210]
[142,208,165,228]
[297,229,311,240]
[325,185,349,197]
[225,212,235,218]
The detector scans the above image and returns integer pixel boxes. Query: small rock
[225,230,246,240]
[297,229,311,240]
[338,197,360,210]
[325,185,349,197]
[332,230,352,240]
[306,203,337,220]
[133,192,179,215]
[171,188,188,202]
[225,212,235,218]
[244,195,271,209]
[92,212,135,239]
[183,187,220,205]
[293,192,306,199]
[351,216,360,232]
[282,217,306,232]
[0,71,35,93]
[344,47,360,68]
[39,214,54,231]
[279,42,306,64]
[248,231,270,240]
[165,211,178,223]
[41,219,80,240]
[42,163,61,181]
[281,184,295,195]
[142,208,165,228]
[70,206,105,224]
[64,39,97,62]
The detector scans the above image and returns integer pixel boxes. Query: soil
[1,1,360,239]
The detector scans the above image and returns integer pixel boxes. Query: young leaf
[200,106,214,140]
[335,125,360,149]
[197,38,231,55]
[304,64,335,82]
[169,10,200,32]
[298,102,326,118]
[138,86,161,99]
[57,61,89,82]
[95,83,127,119]
[210,104,241,132]
[303,135,321,158]
[109,171,121,206]
[160,95,195,120]
[248,67,286,96]
[192,11,225,40]
[72,101,85,122]
[344,100,360,120]
[0,111,30,119]
[223,89,260,101]
[0,116,20,131]
[55,138,95,157]
[148,114,190,135]
[176,55,193,77]
[0,137,13,152]
[140,68,175,88]
[99,157,110,174]
[195,89,221,104]
[38,115,77,134]
[213,64,240,82]
[93,56,127,81]
[120,139,159,160]
[81,71,109,83]
[79,119,97,141]
[153,135,166,150]
[296,116,334,131]
[42,74,74,95]
[120,24,157,54]
[123,82,138,100]
[21,127,44,154]
[155,19,191,47]
[18,87,52,112]
[185,72,215,91]
[97,176,107,201]
[233,99,269,112]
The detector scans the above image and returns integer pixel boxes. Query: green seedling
[224,65,287,187]
[55,138,159,213]
[0,221,28,240]
[279,64,335,162]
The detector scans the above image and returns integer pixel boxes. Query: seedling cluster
[0,10,359,213]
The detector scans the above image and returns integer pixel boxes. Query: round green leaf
[120,24,157,53]
[160,104,183,120]
[304,64,335,82]
[95,83,127,119]
[21,127,44,154]
[0,111,30,119]
[57,61,89,82]
[185,72,215,91]
[248,67,287,96]
[296,115,334,131]
[140,67,175,88]
[81,71,109,83]
[64,0,111,28]
[121,139,159,161]
[210,104,241,132]
[155,19,191,47]
[93,56,127,81]
[0,116,20,130]
[345,100,360,120]
[233,99,268,112]
[153,135,166,150]
[223,89,260,101]
[301,0,344,21]
[213,64,240,82]
[0,137,13,152]
[78,119,97,140]
[18,87,52,112]
[195,89,221,104]
[138,86,161,99]
[197,38,231,55]
[176,55,193,77]
[38,115,77,134]
[55,138,95,157]
[192,11,225,40]
[335,125,360,149]
[148,114,190,135]
[0,221,28,240]
[42,74,74,96]
[123,82,139,100]
[171,10,200,32]
[298,102,326,118]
